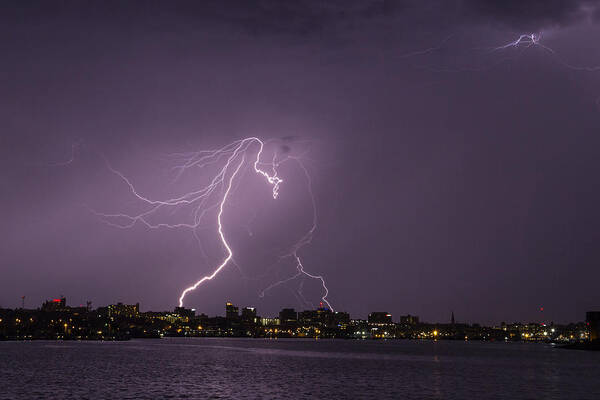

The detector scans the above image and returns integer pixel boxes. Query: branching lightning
[492,33,554,53]
[94,137,333,310]
[258,159,332,310]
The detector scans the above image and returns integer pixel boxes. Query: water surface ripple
[1,338,599,399]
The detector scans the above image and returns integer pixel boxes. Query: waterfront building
[174,307,195,319]
[105,302,139,318]
[41,297,67,312]
[225,302,239,320]
[368,312,393,325]
[279,308,297,324]
[241,307,257,322]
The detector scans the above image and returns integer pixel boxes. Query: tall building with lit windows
[225,302,239,320]
[107,302,139,318]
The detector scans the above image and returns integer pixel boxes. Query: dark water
[1,338,599,399]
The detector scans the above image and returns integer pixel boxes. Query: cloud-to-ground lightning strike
[177,153,246,307]
[94,137,333,310]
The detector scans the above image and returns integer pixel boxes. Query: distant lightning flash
[493,32,600,72]
[418,31,600,74]
[492,33,554,53]
[95,137,333,310]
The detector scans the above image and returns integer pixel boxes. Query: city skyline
[3,295,592,327]
[1,295,595,343]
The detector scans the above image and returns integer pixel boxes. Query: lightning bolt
[177,152,246,307]
[94,137,333,310]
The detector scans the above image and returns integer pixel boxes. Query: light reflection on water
[1,338,599,399]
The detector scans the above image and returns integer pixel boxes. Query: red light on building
[52,299,61,303]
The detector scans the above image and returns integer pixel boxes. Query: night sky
[2,0,600,324]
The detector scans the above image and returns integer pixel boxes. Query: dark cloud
[209,0,600,36]
[461,0,600,30]
[190,0,400,37]
[0,0,392,36]
[4,0,596,37]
